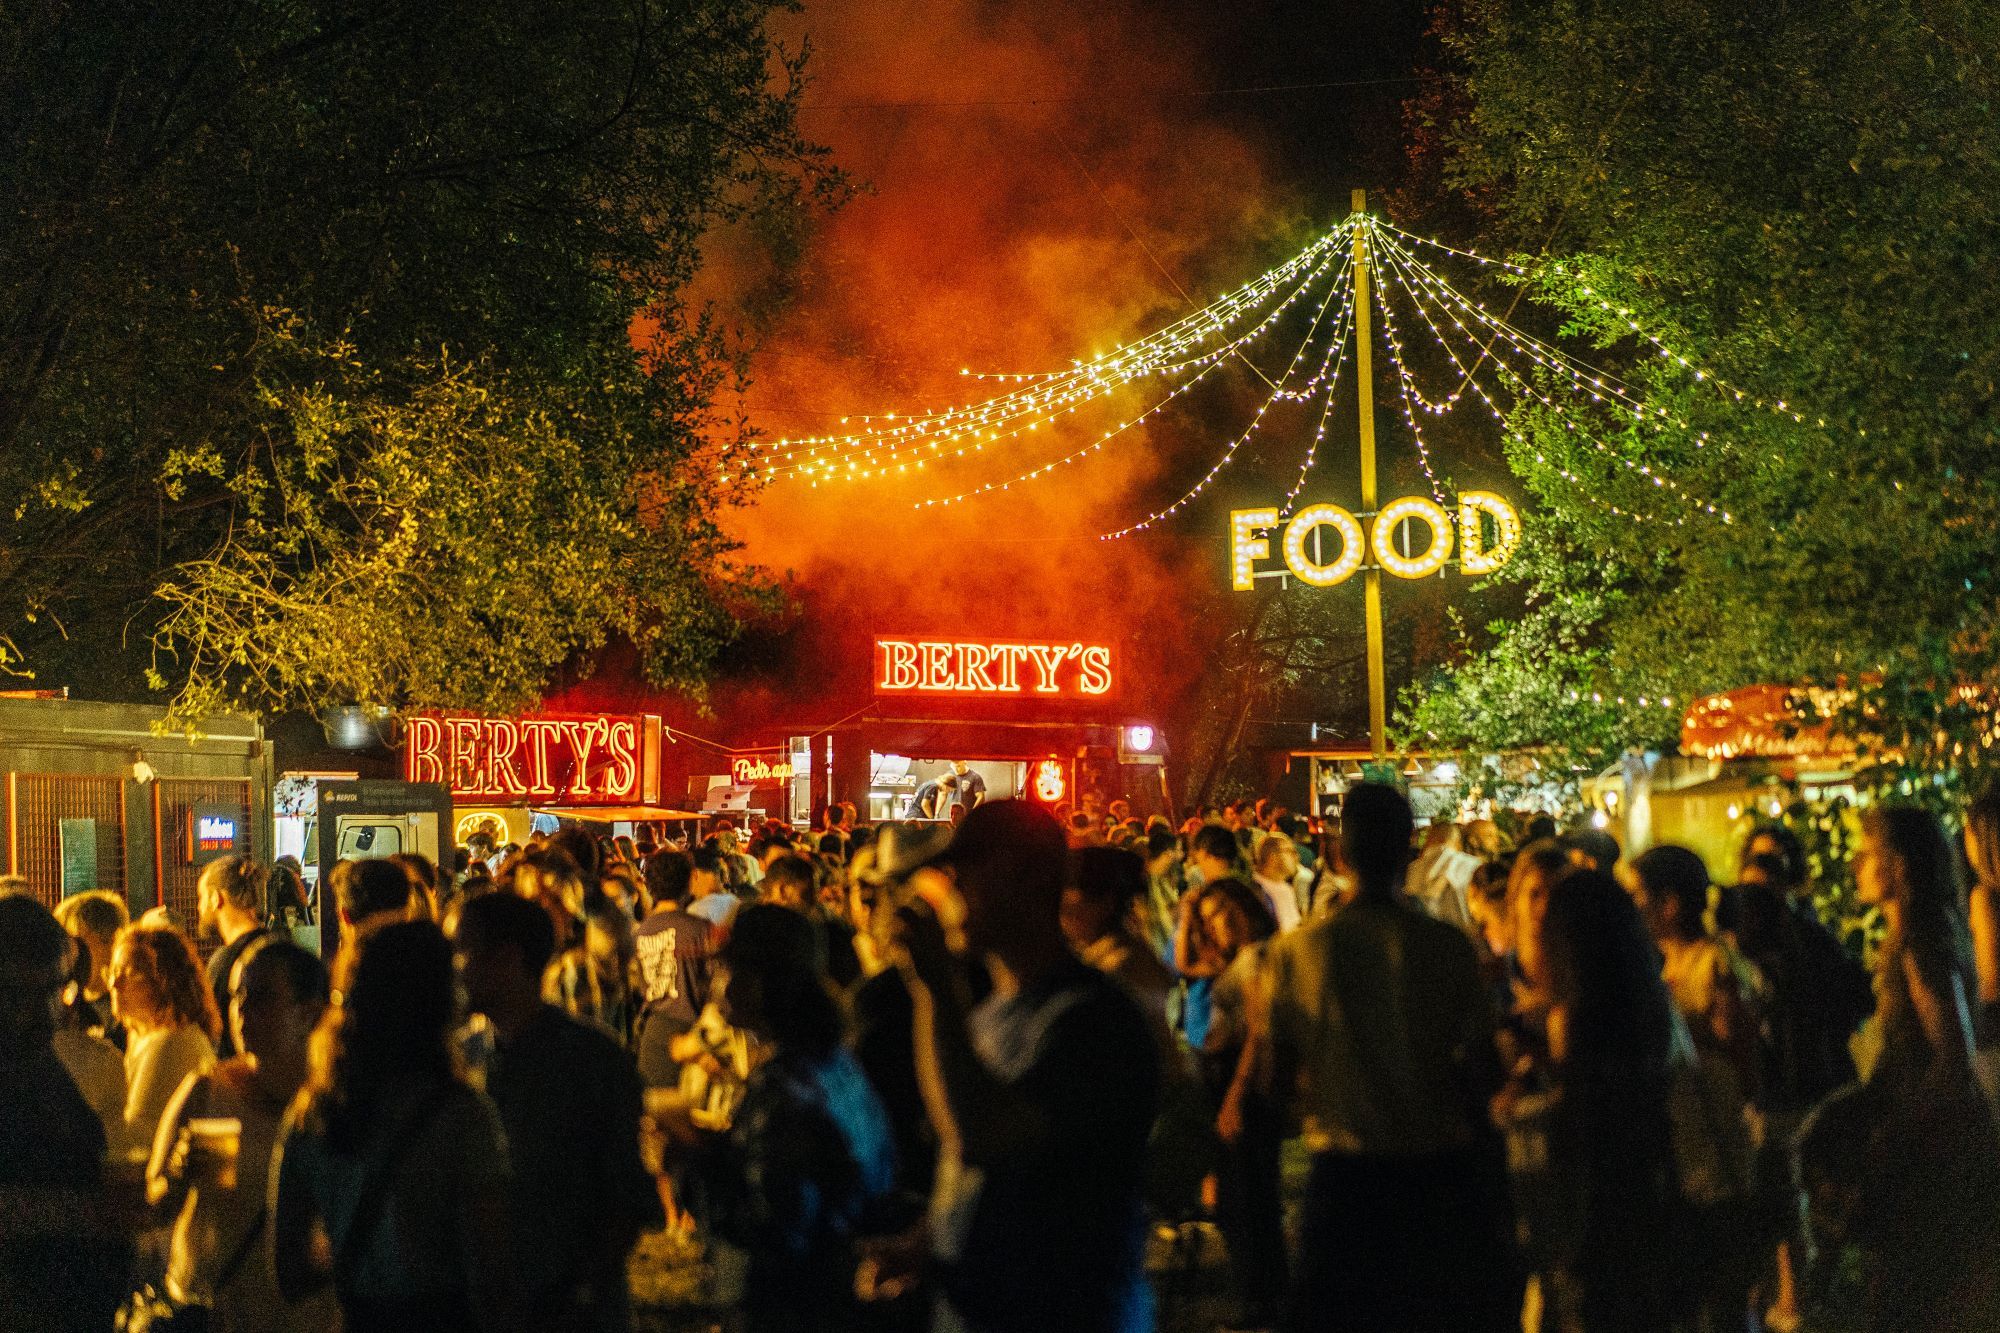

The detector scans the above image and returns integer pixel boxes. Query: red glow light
[1032,758,1067,803]
[874,637,1113,698]
[406,712,660,805]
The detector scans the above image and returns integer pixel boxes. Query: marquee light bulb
[1371,496,1454,578]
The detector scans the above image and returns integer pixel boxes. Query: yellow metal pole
[1352,189,1388,761]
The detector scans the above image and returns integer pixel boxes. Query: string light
[1099,248,1359,539]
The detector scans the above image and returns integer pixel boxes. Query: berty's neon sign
[874,637,1113,698]
[405,713,662,805]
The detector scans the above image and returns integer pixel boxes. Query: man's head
[1188,824,1240,882]
[931,800,1068,961]
[0,895,70,1054]
[1108,798,1131,823]
[643,849,695,908]
[689,847,725,899]
[548,827,602,883]
[1561,826,1622,874]
[1061,845,1147,949]
[1338,783,1416,894]
[1631,844,1711,943]
[454,890,558,1018]
[761,854,818,912]
[197,855,269,941]
[332,857,413,931]
[1253,831,1300,882]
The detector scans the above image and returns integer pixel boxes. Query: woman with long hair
[1194,876,1285,1331]
[1500,868,1678,1333]
[109,921,220,1154]
[270,921,512,1332]
[150,938,336,1332]
[1849,805,2000,1332]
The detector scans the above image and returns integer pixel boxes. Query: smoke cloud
[679,0,1327,727]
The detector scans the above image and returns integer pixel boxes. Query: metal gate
[8,773,128,909]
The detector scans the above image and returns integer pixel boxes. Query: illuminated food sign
[1229,490,1521,590]
[874,637,1114,699]
[405,713,662,805]
[1032,758,1068,803]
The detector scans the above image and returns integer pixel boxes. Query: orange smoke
[683,0,1322,721]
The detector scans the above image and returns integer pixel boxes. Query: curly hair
[115,922,221,1043]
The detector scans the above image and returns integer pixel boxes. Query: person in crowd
[53,938,126,1149]
[454,892,662,1331]
[892,800,1161,1333]
[518,846,633,1039]
[1631,846,1762,1098]
[1559,826,1622,876]
[1068,809,1105,847]
[1251,831,1311,932]
[54,888,128,1045]
[0,894,135,1331]
[389,851,441,923]
[197,854,271,1058]
[1497,867,1677,1333]
[549,826,604,887]
[1141,826,1184,964]
[110,919,221,1153]
[658,904,896,1333]
[270,856,315,928]
[845,826,952,1203]
[1962,790,2000,1042]
[688,845,742,929]
[1466,858,1515,998]
[1263,783,1516,1332]
[272,920,513,1332]
[1735,845,1875,1331]
[1192,876,1285,1331]
[1173,869,1227,1051]
[150,937,336,1333]
[763,852,863,988]
[1406,822,1479,930]
[1189,822,1256,899]
[1063,846,1179,1052]
[1628,845,1761,1324]
[1847,805,2000,1332]
[331,857,413,940]
[634,849,718,1089]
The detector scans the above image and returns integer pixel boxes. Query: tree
[0,0,835,714]
[1399,0,2000,779]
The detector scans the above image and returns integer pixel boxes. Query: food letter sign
[874,638,1114,699]
[405,713,662,806]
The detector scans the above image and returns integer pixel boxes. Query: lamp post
[1351,188,1388,760]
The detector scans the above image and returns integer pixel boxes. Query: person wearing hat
[891,800,1161,1333]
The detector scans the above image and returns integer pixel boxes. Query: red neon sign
[874,637,1114,699]
[405,713,662,805]
[1031,759,1067,803]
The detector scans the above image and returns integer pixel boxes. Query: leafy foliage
[0,0,835,712]
[1396,0,2000,786]
[149,317,774,721]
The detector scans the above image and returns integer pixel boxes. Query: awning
[1680,685,1855,762]
[535,805,708,823]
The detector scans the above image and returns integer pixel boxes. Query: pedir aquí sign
[1230,490,1521,590]
[874,637,1114,699]
[405,712,663,806]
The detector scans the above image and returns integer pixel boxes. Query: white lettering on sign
[873,638,1114,698]
[405,712,654,804]
[1230,490,1522,589]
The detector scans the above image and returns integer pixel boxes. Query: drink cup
[186,1117,242,1191]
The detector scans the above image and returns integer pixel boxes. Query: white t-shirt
[125,1025,216,1155]
[1253,874,1304,932]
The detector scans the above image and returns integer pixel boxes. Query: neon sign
[405,712,662,805]
[1230,490,1521,590]
[196,816,236,853]
[730,755,795,784]
[874,637,1114,698]
[1032,758,1067,803]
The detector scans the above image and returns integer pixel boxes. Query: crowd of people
[3,784,2000,1333]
